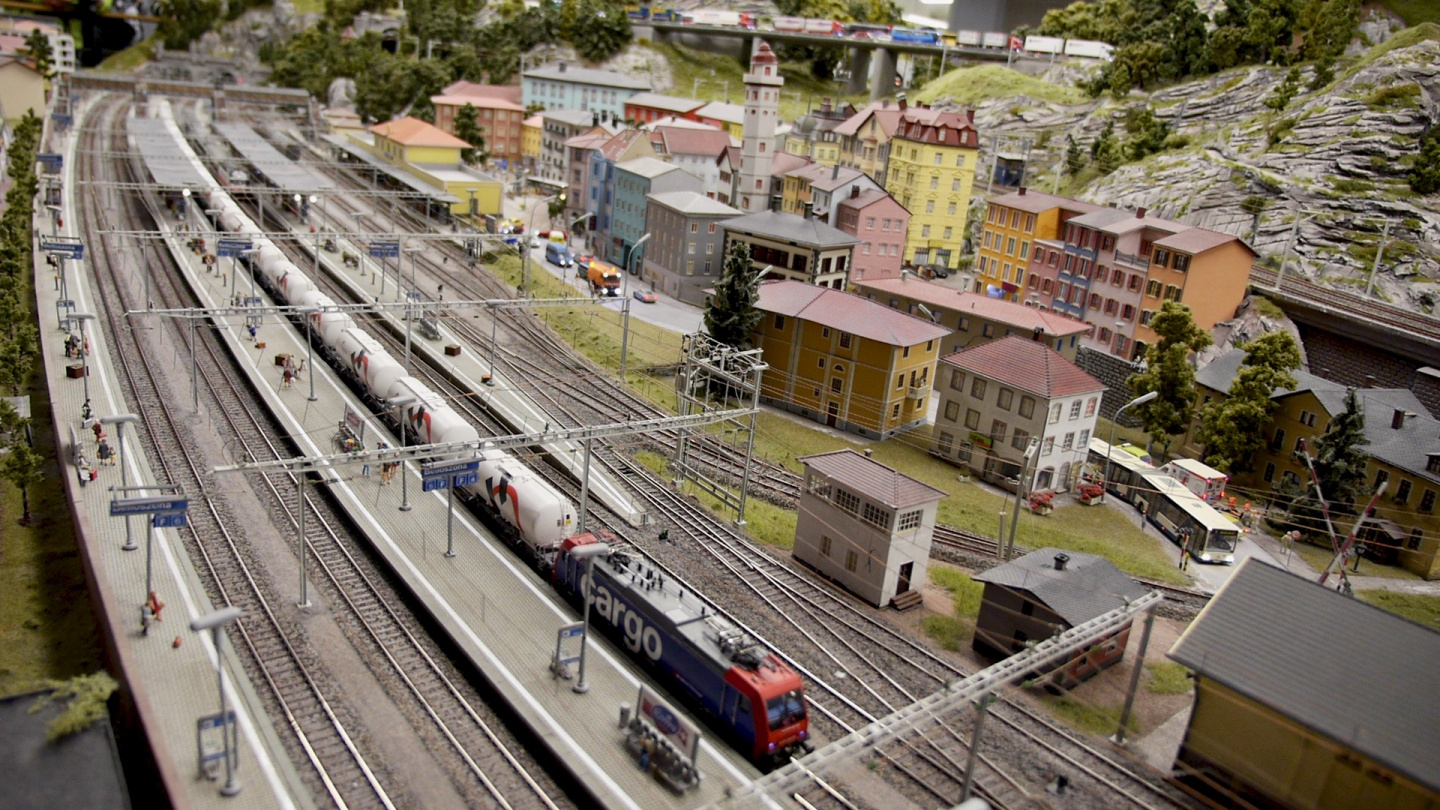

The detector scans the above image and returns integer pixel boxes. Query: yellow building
[751,280,950,439]
[1169,560,1440,810]
[521,113,543,171]
[834,100,904,186]
[1183,350,1440,579]
[367,117,501,217]
[0,55,45,124]
[882,107,980,273]
[782,98,853,166]
[974,188,1101,298]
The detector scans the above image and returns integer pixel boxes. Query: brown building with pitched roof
[751,280,950,439]
[430,83,527,164]
[932,335,1105,493]
[795,450,947,609]
[835,99,906,186]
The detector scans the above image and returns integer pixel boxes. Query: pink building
[836,188,909,282]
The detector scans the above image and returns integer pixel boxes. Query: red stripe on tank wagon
[494,483,523,534]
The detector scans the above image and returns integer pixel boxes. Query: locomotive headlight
[798,729,808,740]
[767,742,777,753]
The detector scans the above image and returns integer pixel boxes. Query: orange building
[974,187,1101,300]
[429,88,527,165]
[1134,229,1257,349]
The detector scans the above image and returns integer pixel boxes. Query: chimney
[832,164,840,180]
[850,184,860,199]
[821,97,832,114]
[897,93,907,112]
[881,98,890,108]
[1393,408,1410,430]
[863,448,873,458]
[1018,186,1027,196]
[1136,207,1147,218]
[1054,553,1070,571]
[803,201,814,220]
[1032,326,1043,342]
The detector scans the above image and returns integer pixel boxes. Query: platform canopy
[214,122,335,193]
[128,117,213,190]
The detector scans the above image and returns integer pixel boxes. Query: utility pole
[1112,606,1156,745]
[1364,219,1393,299]
[959,694,995,802]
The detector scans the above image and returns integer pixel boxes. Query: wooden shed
[972,548,1149,688]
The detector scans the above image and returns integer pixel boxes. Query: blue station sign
[421,460,480,491]
[36,153,63,170]
[217,238,254,258]
[41,240,84,260]
[368,241,401,259]
[110,496,189,517]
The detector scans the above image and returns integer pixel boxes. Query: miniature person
[98,440,113,465]
[282,367,293,388]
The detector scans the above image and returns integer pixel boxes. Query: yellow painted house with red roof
[364,116,503,217]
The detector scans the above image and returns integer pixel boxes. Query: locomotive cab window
[766,690,807,729]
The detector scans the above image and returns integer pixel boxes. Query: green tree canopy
[1310,387,1370,509]
[23,30,53,78]
[1194,331,1302,472]
[157,0,223,51]
[1127,301,1212,455]
[1123,105,1169,161]
[453,104,487,165]
[1410,126,1440,196]
[704,241,763,349]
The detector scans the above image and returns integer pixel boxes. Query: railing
[1114,250,1150,269]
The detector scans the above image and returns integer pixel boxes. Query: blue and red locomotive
[553,533,810,767]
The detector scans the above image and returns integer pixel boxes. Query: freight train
[146,105,810,768]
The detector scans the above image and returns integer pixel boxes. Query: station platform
[38,100,310,810]
[152,112,757,807]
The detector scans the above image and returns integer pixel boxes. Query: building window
[835,488,861,514]
[1050,403,1062,424]
[948,202,957,215]
[982,323,995,338]
[1146,279,1162,298]
[1375,469,1390,490]
[863,502,892,528]
[944,400,960,421]
[820,535,833,557]
[997,388,1014,411]
[1263,462,1276,483]
[1396,479,1413,504]
[1154,248,1170,267]
[1012,427,1030,451]
[839,332,852,349]
[845,549,859,572]
[892,402,901,419]
[1079,428,1090,445]
[774,314,786,329]
[1299,410,1317,427]
[991,419,1007,444]
[898,510,922,531]
[1042,436,1055,455]
[965,409,981,430]
[950,369,966,391]
[1018,396,1035,419]
[1421,489,1436,513]
[1173,254,1191,272]
[1122,304,1136,320]
[831,377,843,393]
[938,431,954,454]
[1062,432,1075,451]
[922,225,931,238]
[1069,400,1082,419]
[1006,237,1017,255]
[1164,284,1182,301]
[1408,529,1423,551]
[971,378,987,400]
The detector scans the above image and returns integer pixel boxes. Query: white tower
[739,41,783,214]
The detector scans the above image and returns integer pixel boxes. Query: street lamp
[523,192,565,294]
[618,232,651,384]
[190,607,244,797]
[181,187,191,218]
[1106,391,1158,504]
[388,394,418,512]
[568,541,611,694]
[102,414,142,552]
[72,312,96,415]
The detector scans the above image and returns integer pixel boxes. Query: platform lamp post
[300,306,319,402]
[181,187,191,219]
[403,246,424,373]
[72,312,96,415]
[569,541,611,695]
[388,394,418,512]
[618,232,651,384]
[1106,391,1158,505]
[190,606,244,798]
[102,414,142,552]
[45,203,61,236]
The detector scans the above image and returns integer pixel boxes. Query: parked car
[633,289,657,304]
[545,242,573,268]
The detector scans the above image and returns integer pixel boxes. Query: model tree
[1194,331,1302,472]
[704,241,763,350]
[453,103,489,165]
[1127,301,1211,458]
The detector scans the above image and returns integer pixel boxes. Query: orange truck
[586,258,622,297]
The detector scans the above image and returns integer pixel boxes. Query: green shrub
[1364,82,1421,109]
[1145,662,1193,695]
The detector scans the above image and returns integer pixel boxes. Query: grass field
[1356,590,1440,630]
[0,362,102,698]
[919,564,984,651]
[913,64,1088,107]
[1044,695,1135,737]
[1145,661,1193,695]
[96,39,153,72]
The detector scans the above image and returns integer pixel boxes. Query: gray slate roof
[525,65,650,90]
[799,450,947,509]
[720,211,861,248]
[1169,559,1440,793]
[1196,349,1439,481]
[646,190,739,217]
[973,548,1150,626]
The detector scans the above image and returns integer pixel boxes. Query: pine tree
[1127,302,1212,457]
[704,240,763,349]
[453,103,487,165]
[1194,331,1301,472]
[1310,388,1369,510]
[1265,66,1302,111]
[1410,126,1440,196]
[1064,134,1086,177]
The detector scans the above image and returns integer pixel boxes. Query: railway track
[102,98,571,809]
[1249,265,1440,344]
[277,140,1189,808]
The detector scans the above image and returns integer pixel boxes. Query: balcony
[1114,251,1150,269]
[907,385,927,401]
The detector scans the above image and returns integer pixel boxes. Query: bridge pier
[868,48,897,102]
[845,47,871,96]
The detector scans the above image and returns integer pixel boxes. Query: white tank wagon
[385,377,478,446]
[334,329,406,399]
[468,449,576,550]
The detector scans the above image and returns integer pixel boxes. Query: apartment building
[882,107,980,273]
[974,187,1101,300]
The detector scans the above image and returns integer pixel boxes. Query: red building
[624,92,707,124]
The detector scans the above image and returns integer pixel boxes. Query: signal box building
[1168,560,1440,809]
[795,450,946,610]
[751,281,950,440]
[972,548,1149,688]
